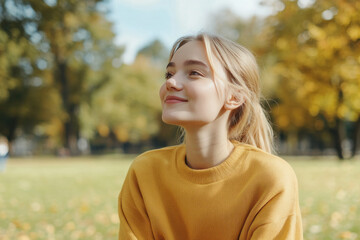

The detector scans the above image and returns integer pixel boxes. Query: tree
[0,0,63,152]
[209,8,266,52]
[0,0,123,154]
[137,39,168,67]
[35,0,123,154]
[80,54,164,151]
[263,0,360,159]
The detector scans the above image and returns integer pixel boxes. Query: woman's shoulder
[239,143,298,189]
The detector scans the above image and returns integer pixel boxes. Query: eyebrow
[166,60,209,70]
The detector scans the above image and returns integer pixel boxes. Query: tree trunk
[6,117,18,155]
[332,83,345,160]
[332,117,344,160]
[67,104,80,155]
[57,61,79,155]
[351,117,360,157]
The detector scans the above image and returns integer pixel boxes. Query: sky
[107,0,273,63]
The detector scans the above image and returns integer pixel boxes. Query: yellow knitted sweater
[118,141,303,240]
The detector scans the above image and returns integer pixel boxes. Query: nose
[166,76,182,91]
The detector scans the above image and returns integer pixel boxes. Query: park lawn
[0,155,359,240]
[289,156,360,240]
[0,155,134,240]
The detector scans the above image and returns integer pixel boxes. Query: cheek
[159,84,166,104]
[188,81,222,104]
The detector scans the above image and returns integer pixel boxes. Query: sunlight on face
[159,40,229,127]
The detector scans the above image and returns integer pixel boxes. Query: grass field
[0,154,359,240]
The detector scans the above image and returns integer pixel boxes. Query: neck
[184,125,234,169]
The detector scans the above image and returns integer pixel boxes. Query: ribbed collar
[174,141,248,184]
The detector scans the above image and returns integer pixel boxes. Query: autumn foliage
[0,0,359,158]
[262,0,360,158]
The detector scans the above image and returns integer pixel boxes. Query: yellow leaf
[65,221,75,231]
[347,25,360,41]
[309,105,319,117]
[308,24,326,40]
[113,126,129,142]
[64,12,79,29]
[277,115,289,129]
[80,202,89,213]
[336,12,351,26]
[97,123,109,137]
[18,234,30,240]
[338,231,357,239]
[276,38,288,50]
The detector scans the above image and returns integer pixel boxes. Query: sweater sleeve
[251,213,303,239]
[118,166,154,240]
[248,163,303,240]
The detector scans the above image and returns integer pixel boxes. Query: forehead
[170,40,209,65]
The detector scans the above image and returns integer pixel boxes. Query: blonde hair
[169,33,274,153]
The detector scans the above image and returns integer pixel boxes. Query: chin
[161,115,183,126]
[162,114,212,127]
[161,111,192,126]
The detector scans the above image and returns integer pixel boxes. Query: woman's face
[159,40,229,127]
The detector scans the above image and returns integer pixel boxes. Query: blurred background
[0,0,359,158]
[0,0,359,239]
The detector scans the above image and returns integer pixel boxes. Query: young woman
[118,33,303,240]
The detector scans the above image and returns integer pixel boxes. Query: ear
[224,94,245,110]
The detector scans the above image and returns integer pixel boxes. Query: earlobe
[224,95,244,110]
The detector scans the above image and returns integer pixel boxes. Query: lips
[165,95,188,103]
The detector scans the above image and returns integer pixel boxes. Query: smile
[165,96,188,103]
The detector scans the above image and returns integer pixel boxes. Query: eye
[189,70,203,77]
[165,72,173,79]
